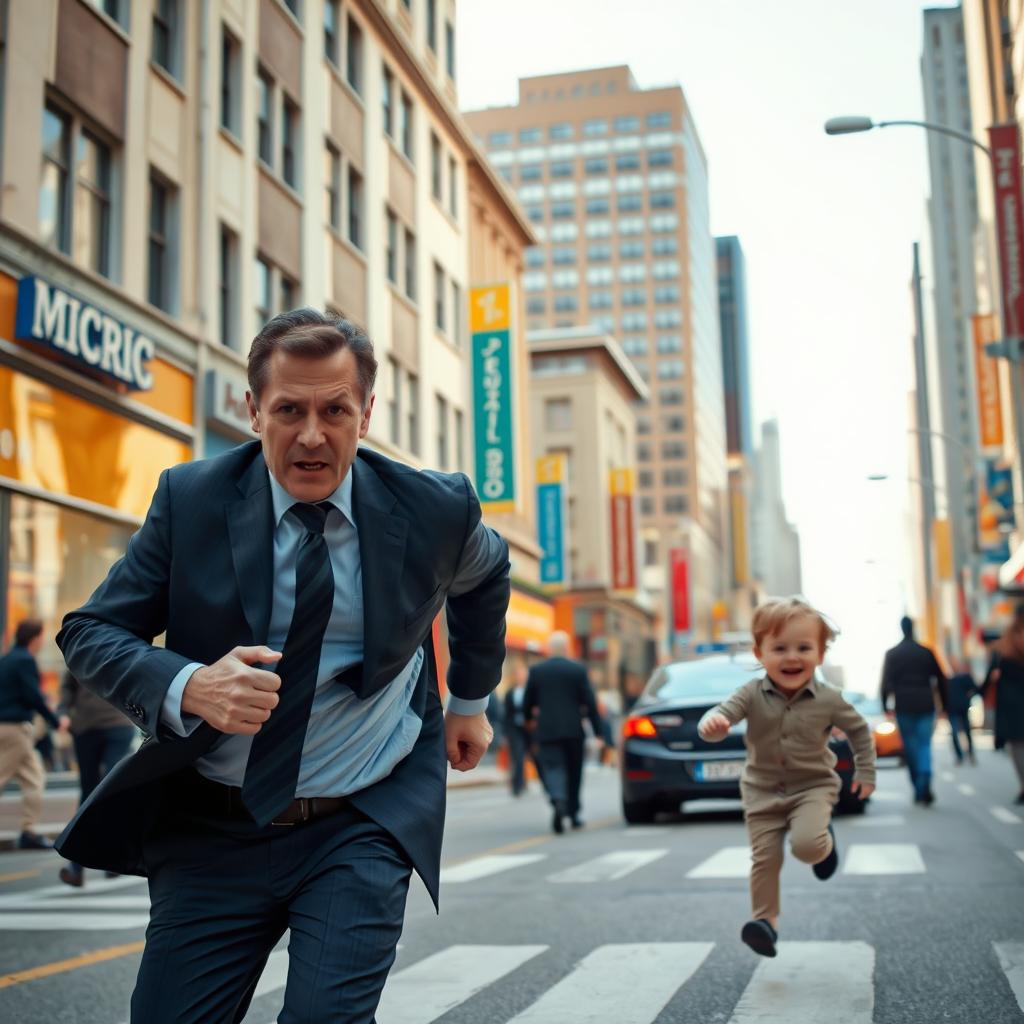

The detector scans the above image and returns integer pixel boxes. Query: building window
[454,409,464,469]
[519,127,542,143]
[219,224,238,350]
[257,67,273,165]
[404,229,416,299]
[152,0,181,80]
[664,495,688,515]
[647,111,672,129]
[148,173,176,312]
[325,143,341,230]
[621,289,646,307]
[583,119,608,136]
[407,371,420,455]
[618,194,643,212]
[585,158,608,175]
[280,273,296,312]
[75,129,113,278]
[427,0,437,51]
[436,393,448,469]
[545,398,572,432]
[655,309,682,328]
[86,0,128,27]
[656,335,683,353]
[255,255,272,331]
[324,0,340,65]
[587,243,610,262]
[663,468,688,487]
[663,414,685,432]
[40,105,71,254]
[526,297,545,315]
[552,247,577,265]
[347,166,363,248]
[448,155,458,218]
[586,198,609,215]
[520,165,542,182]
[283,0,300,18]
[488,130,512,147]
[400,91,414,160]
[662,440,687,459]
[434,262,446,331]
[445,19,455,79]
[651,191,676,208]
[526,248,545,269]
[430,133,442,199]
[551,161,574,177]
[221,28,241,136]
[382,65,394,137]
[652,236,678,255]
[621,337,647,355]
[589,292,613,310]
[553,294,578,312]
[388,357,402,445]
[281,96,300,188]
[616,154,641,172]
[551,201,575,219]
[451,280,462,346]
[648,149,673,168]
[660,388,684,405]
[620,241,645,260]
[655,286,680,304]
[614,115,640,133]
[658,360,685,380]
[346,15,363,93]
[385,208,398,283]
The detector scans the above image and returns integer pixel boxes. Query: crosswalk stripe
[994,943,1024,1013]
[0,912,149,931]
[548,850,667,883]
[1016,851,1024,866]
[508,943,713,1023]
[728,941,874,1023]
[957,783,976,796]
[440,853,546,884]
[251,949,289,1000]
[850,814,905,828]
[0,874,143,908]
[0,895,150,912]
[871,791,903,803]
[376,944,546,1023]
[686,846,750,878]
[940,771,955,782]
[990,807,1023,825]
[843,844,925,874]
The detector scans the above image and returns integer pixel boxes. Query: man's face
[246,347,374,502]
[754,615,824,692]
[27,634,43,657]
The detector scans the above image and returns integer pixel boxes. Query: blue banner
[538,481,565,584]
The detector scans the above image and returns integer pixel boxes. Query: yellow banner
[536,453,566,485]
[973,314,1004,449]
[730,482,749,585]
[609,467,634,496]
[505,587,555,649]
[933,518,953,581]
[469,284,511,334]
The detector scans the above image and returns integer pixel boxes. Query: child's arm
[697,681,754,742]
[833,695,877,797]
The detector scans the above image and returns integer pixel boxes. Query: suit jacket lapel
[226,454,275,644]
[353,455,407,692]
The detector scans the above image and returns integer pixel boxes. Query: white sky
[457,0,956,692]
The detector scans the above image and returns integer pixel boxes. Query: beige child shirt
[700,676,877,794]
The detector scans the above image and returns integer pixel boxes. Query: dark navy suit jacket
[54,442,510,906]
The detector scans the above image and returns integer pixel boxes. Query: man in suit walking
[523,631,604,833]
[0,619,68,849]
[56,310,510,1023]
[880,615,949,805]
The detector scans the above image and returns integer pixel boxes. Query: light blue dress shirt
[161,464,489,796]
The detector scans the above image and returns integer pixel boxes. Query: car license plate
[695,760,743,781]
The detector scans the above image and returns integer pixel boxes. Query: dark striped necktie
[242,500,335,826]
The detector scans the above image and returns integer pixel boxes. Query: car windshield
[640,656,762,704]
[848,695,882,716]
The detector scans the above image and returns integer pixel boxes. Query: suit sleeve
[578,668,603,738]
[522,674,538,724]
[879,652,893,711]
[55,469,194,736]
[17,658,58,729]
[443,475,511,704]
[931,652,950,712]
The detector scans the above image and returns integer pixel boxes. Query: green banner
[472,328,515,509]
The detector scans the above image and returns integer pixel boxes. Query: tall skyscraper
[464,66,728,642]
[750,420,803,598]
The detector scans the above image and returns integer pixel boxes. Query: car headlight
[875,722,897,736]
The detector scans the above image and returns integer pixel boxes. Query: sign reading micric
[989,124,1024,339]
[14,276,155,391]
[608,467,636,593]
[536,454,568,585]
[470,284,515,512]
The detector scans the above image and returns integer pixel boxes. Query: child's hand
[851,779,875,800]
[699,713,731,740]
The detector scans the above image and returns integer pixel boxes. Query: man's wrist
[446,694,489,716]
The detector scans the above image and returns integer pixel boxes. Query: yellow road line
[0,940,145,990]
[0,869,39,884]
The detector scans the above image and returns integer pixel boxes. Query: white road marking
[1016,851,1024,866]
[0,873,144,907]
[0,895,150,911]
[686,846,751,878]
[994,943,1024,1014]
[957,783,976,796]
[0,912,149,931]
[940,771,955,782]
[508,943,714,1023]
[843,844,925,874]
[375,945,547,1023]
[871,791,903,803]
[990,807,1023,825]
[440,853,546,884]
[728,941,874,1023]
[849,814,905,828]
[547,850,667,883]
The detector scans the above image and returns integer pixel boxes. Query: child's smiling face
[754,614,824,692]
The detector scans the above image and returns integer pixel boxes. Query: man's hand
[444,710,493,771]
[181,646,282,735]
[851,779,875,800]
[698,712,730,741]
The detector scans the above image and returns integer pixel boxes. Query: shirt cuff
[446,694,490,716]
[161,662,206,737]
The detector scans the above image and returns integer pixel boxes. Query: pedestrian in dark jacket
[983,605,1024,803]
[58,672,136,887]
[0,620,67,848]
[880,616,948,805]
[947,659,980,765]
[523,631,604,833]
[503,657,531,796]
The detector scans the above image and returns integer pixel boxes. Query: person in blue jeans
[947,660,980,765]
[880,616,949,805]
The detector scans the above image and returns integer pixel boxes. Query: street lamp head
[867,474,889,481]
[824,116,876,136]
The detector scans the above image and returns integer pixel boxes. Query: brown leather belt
[270,796,348,826]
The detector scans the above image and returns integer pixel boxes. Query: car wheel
[622,799,657,824]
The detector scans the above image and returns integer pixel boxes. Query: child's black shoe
[813,823,839,880]
[741,919,778,957]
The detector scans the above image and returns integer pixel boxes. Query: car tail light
[626,770,654,781]
[623,715,658,739]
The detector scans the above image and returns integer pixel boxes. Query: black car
[619,655,867,823]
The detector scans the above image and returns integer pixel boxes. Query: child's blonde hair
[752,596,838,654]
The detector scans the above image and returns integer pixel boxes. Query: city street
[0,739,1023,1023]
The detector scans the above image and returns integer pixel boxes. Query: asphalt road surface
[1,736,1023,1023]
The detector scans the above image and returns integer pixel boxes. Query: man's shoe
[741,919,778,958]
[921,788,935,807]
[59,866,84,888]
[17,831,53,851]
[570,815,583,829]
[1015,791,1024,805]
[552,805,565,834]
[813,824,839,880]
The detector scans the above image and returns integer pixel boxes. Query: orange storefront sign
[505,587,554,651]
[973,314,1004,449]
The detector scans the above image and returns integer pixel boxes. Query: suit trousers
[742,784,836,920]
[132,798,412,1024]
[0,722,45,831]
[538,737,585,815]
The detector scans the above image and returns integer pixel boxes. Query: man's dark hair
[247,308,377,409]
[14,619,43,647]
[900,615,914,638]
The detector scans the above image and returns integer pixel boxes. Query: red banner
[609,485,636,591]
[989,124,1024,338]
[670,548,690,632]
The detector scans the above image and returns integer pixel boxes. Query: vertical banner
[470,284,515,512]
[979,459,1014,561]
[536,454,568,585]
[608,467,636,592]
[988,124,1024,338]
[670,547,690,632]
[933,518,953,582]
[973,313,1004,449]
